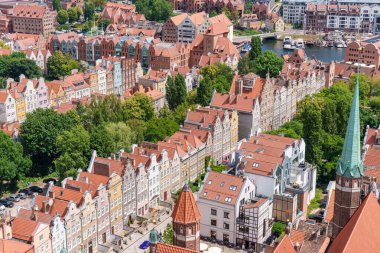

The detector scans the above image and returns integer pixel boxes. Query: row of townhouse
[210,49,328,139]
[0,56,144,124]
[0,76,49,124]
[47,19,240,71]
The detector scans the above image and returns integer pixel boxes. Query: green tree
[252,50,284,78]
[144,118,179,142]
[237,54,254,75]
[47,51,80,79]
[162,223,173,244]
[84,2,95,21]
[196,76,214,106]
[166,75,187,110]
[200,63,234,92]
[272,222,286,237]
[98,19,111,31]
[221,7,231,19]
[249,37,262,61]
[0,53,41,81]
[0,132,31,192]
[105,122,134,153]
[300,100,323,165]
[57,10,68,25]
[89,123,114,157]
[20,109,79,175]
[55,125,90,180]
[52,0,62,11]
[124,93,155,121]
[210,10,218,17]
[134,0,173,22]
[126,119,147,145]
[67,7,81,23]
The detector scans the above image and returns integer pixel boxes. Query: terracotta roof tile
[0,239,34,253]
[12,218,41,242]
[156,242,198,253]
[199,171,245,205]
[324,189,335,223]
[273,235,297,253]
[328,192,380,253]
[172,184,201,224]
[50,186,83,205]
[289,229,306,246]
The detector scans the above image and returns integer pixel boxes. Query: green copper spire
[336,73,364,178]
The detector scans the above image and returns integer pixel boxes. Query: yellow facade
[108,172,124,234]
[15,96,26,122]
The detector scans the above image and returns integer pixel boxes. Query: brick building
[345,37,380,69]
[12,5,55,37]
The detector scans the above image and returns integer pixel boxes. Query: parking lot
[2,194,34,217]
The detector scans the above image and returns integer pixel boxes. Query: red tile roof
[33,195,68,217]
[172,184,201,224]
[289,229,306,247]
[50,186,83,205]
[0,239,34,253]
[273,235,297,253]
[210,92,256,113]
[324,189,335,223]
[199,171,246,205]
[328,192,380,253]
[156,242,198,253]
[12,218,41,242]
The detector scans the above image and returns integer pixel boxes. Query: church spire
[336,73,364,178]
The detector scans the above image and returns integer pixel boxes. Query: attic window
[220,182,225,187]
[208,180,212,185]
[225,197,232,203]
[203,192,207,196]
[253,162,259,168]
[229,185,237,191]
[215,194,220,200]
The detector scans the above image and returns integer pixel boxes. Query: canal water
[261,39,345,63]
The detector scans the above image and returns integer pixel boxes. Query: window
[211,219,217,226]
[225,197,232,203]
[208,180,212,185]
[224,212,230,219]
[223,222,230,230]
[229,185,237,191]
[211,208,217,215]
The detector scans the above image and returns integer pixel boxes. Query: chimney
[48,191,55,199]
[42,200,49,214]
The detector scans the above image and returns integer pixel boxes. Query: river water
[261,39,345,63]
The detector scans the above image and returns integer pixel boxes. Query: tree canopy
[134,0,173,22]
[0,52,41,81]
[0,131,31,191]
[47,51,80,80]
[20,109,80,176]
[252,50,284,78]
[57,10,69,25]
[166,75,187,110]
[196,63,234,105]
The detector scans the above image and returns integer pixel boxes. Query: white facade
[36,77,49,109]
[50,216,67,253]
[178,16,196,43]
[24,79,38,113]
[197,173,256,244]
[0,91,17,124]
[282,0,310,24]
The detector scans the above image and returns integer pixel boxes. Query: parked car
[309,214,323,222]
[17,192,27,200]
[29,186,43,193]
[0,199,14,208]
[19,188,33,196]
[7,195,20,202]
[139,240,150,249]
[42,178,57,185]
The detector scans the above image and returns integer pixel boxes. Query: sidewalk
[122,212,173,253]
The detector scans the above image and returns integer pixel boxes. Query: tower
[149,228,159,253]
[332,74,364,239]
[172,183,201,251]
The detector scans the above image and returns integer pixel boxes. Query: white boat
[283,36,292,49]
[295,39,305,49]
